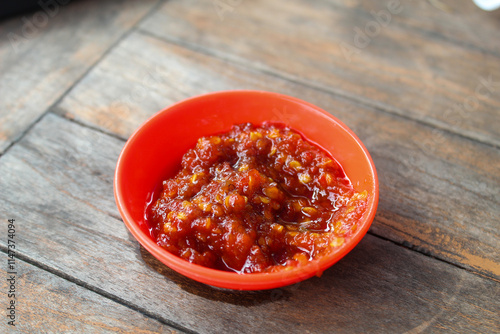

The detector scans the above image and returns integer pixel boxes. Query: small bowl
[114,90,378,290]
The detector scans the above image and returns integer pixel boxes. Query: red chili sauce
[148,123,367,273]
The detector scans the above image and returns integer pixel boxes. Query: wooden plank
[0,258,179,333]
[138,0,500,147]
[0,0,160,153]
[55,32,500,279]
[0,115,498,333]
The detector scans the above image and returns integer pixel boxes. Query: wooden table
[1,0,499,333]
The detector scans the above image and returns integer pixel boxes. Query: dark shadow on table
[137,226,480,332]
[140,245,289,306]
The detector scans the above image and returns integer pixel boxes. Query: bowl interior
[115,90,378,290]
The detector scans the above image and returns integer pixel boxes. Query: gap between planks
[136,28,500,150]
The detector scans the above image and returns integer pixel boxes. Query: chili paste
[148,123,367,273]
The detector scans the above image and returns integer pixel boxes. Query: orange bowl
[114,90,378,290]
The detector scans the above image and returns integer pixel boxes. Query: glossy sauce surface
[148,123,367,273]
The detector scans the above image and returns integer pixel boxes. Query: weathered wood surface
[56,31,500,280]
[1,0,499,332]
[0,0,159,153]
[139,0,500,147]
[0,104,497,334]
[0,258,178,333]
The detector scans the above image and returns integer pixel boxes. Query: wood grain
[0,258,179,333]
[0,100,497,333]
[138,0,500,147]
[55,32,500,279]
[0,0,160,153]
[2,1,498,332]
[0,115,500,333]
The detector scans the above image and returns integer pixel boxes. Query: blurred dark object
[0,0,42,19]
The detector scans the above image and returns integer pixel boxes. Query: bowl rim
[114,90,379,290]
